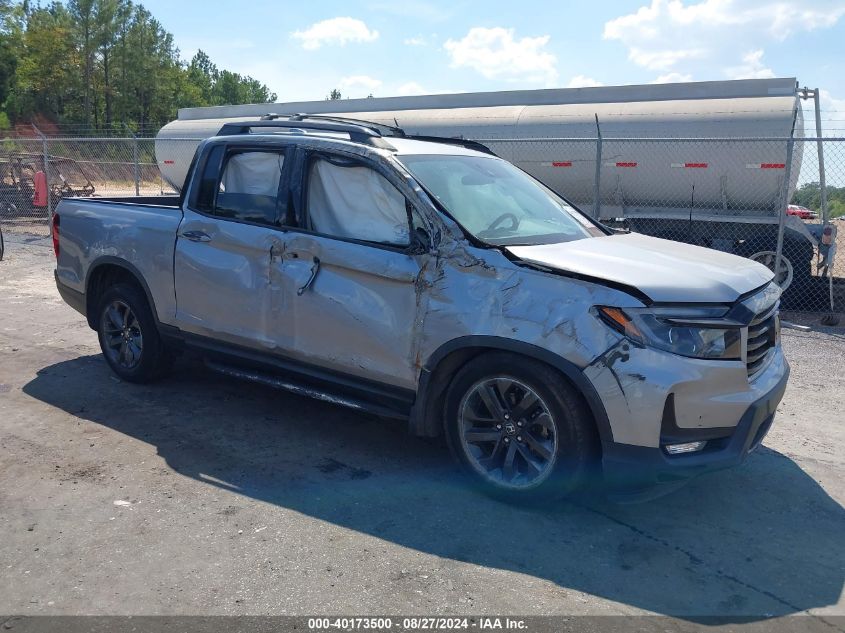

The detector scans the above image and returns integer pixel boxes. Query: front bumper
[601,363,789,502]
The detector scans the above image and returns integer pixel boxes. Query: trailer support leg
[773,137,794,289]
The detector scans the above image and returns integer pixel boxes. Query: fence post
[593,114,602,219]
[812,88,829,226]
[32,123,51,219]
[774,136,795,285]
[125,124,140,196]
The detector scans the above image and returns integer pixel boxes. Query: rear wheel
[96,283,171,383]
[444,353,597,501]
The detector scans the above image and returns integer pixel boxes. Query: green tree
[8,3,79,122]
[792,182,845,219]
[1,0,277,130]
[0,1,21,110]
[68,0,95,124]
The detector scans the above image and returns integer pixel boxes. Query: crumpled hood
[506,233,774,304]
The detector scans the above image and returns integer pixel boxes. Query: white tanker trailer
[157,77,821,292]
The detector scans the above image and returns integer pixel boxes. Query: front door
[276,151,426,390]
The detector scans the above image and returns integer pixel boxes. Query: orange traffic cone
[33,170,48,207]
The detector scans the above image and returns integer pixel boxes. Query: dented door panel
[275,232,423,390]
[174,208,294,351]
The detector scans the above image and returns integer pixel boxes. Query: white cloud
[396,81,427,96]
[603,1,845,78]
[444,27,557,85]
[567,75,604,88]
[724,49,775,79]
[651,72,694,83]
[292,17,379,50]
[627,47,705,71]
[605,0,845,42]
[404,35,434,46]
[819,89,845,112]
[338,75,382,96]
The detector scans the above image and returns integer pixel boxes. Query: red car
[787,204,818,220]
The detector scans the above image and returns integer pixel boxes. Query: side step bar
[204,360,408,420]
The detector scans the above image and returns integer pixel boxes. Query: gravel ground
[0,236,843,624]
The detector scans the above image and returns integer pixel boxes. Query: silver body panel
[55,133,788,449]
[506,233,773,304]
[54,199,182,322]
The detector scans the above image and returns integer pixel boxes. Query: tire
[96,282,171,383]
[444,352,598,502]
[0,225,4,261]
[783,239,813,286]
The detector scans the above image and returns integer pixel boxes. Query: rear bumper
[601,363,789,503]
[55,269,86,317]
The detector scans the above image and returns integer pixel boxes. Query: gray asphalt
[0,237,843,623]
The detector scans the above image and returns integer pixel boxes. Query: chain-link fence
[0,133,842,314]
[0,136,201,242]
[481,136,844,313]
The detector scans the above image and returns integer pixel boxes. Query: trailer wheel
[748,250,794,291]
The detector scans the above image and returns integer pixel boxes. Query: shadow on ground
[23,354,845,622]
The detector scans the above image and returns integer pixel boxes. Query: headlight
[596,305,742,360]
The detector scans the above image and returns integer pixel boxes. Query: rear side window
[216,151,284,225]
[194,148,285,226]
[306,158,410,246]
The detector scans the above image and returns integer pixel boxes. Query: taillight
[51,213,60,258]
[822,226,834,246]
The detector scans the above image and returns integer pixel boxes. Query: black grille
[746,305,778,379]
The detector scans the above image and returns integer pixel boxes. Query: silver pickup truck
[53,116,789,502]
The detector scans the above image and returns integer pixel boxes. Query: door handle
[297,257,320,296]
[180,230,212,243]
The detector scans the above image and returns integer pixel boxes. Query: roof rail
[217,114,399,148]
[216,114,496,155]
[269,113,406,137]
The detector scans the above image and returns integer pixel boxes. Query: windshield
[398,154,603,246]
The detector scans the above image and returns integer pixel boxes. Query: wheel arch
[84,257,160,330]
[409,336,613,445]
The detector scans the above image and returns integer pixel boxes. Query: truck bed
[76,195,182,207]
[54,196,185,324]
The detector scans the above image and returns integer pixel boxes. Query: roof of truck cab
[214,132,494,158]
[385,137,492,157]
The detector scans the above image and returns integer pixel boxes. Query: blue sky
[141,0,845,127]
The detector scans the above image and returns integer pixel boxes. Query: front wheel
[444,353,598,501]
[96,283,171,383]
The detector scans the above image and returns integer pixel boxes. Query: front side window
[398,154,602,246]
[306,157,410,247]
[212,150,285,225]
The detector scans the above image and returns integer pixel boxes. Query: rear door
[174,143,294,351]
[274,149,428,390]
